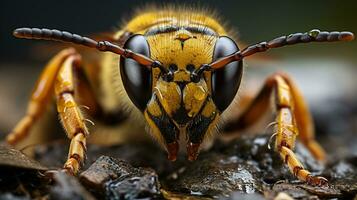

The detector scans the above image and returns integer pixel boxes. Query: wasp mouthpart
[187,142,200,161]
[167,141,179,161]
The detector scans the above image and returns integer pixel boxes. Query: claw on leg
[63,132,87,174]
[306,174,328,186]
[280,146,328,186]
[63,156,81,175]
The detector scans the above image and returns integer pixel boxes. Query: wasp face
[120,26,243,161]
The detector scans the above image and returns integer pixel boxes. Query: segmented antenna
[199,29,355,72]
[13,28,161,68]
[13,28,98,47]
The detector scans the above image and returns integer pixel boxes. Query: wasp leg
[6,48,77,145]
[54,53,91,175]
[223,72,327,185]
[224,72,326,161]
[278,73,326,161]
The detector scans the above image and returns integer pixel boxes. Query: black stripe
[145,25,218,36]
[145,25,179,36]
[147,95,179,143]
[186,97,217,143]
[185,26,217,36]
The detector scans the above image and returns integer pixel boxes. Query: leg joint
[293,166,303,177]
[70,153,82,163]
[278,140,291,151]
[59,90,75,97]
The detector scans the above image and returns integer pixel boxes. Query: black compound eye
[211,36,243,111]
[120,34,151,111]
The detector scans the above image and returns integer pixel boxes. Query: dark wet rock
[318,157,357,199]
[33,142,68,169]
[329,161,354,179]
[80,156,133,193]
[35,141,181,176]
[160,189,213,200]
[0,144,47,170]
[0,145,49,199]
[80,156,161,199]
[162,135,357,199]
[297,184,341,199]
[261,156,357,200]
[30,134,357,199]
[220,192,265,200]
[105,171,161,200]
[269,182,319,199]
[0,193,31,200]
[163,135,322,198]
[0,167,44,195]
[0,170,47,199]
[50,171,95,200]
[164,153,261,197]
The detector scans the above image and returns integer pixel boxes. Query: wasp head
[120,27,243,161]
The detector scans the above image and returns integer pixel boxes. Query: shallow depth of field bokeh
[0,0,356,155]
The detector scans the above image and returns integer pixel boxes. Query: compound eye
[120,34,151,111]
[211,36,243,111]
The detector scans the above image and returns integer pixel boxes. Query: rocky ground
[0,130,356,200]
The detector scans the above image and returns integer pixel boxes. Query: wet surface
[80,156,161,199]
[0,133,356,199]
[50,172,96,200]
[0,144,47,170]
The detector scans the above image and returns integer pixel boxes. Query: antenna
[195,29,354,74]
[13,28,163,68]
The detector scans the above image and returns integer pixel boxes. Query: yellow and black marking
[111,9,229,159]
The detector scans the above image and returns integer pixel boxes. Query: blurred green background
[0,0,356,154]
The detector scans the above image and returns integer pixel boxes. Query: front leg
[55,53,89,175]
[224,72,327,185]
